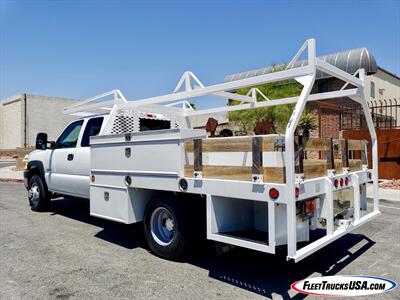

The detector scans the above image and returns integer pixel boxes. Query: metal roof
[224,48,377,82]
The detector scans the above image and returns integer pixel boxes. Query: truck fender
[26,160,48,191]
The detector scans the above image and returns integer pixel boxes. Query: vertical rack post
[327,138,335,171]
[361,140,368,166]
[284,39,316,259]
[353,174,361,221]
[342,139,349,169]
[351,69,379,212]
[193,139,203,179]
[252,136,263,183]
[295,135,304,174]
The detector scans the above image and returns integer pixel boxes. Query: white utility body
[26,39,380,262]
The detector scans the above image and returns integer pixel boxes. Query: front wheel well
[27,166,40,178]
[26,161,48,191]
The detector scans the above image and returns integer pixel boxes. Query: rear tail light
[269,188,279,199]
[340,178,344,187]
[304,199,316,214]
[295,187,300,198]
[334,179,339,188]
[345,177,349,186]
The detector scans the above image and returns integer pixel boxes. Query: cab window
[56,120,84,148]
[81,117,104,147]
[139,118,170,131]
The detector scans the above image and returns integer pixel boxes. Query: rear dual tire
[143,194,189,260]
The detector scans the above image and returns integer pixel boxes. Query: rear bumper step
[287,210,381,262]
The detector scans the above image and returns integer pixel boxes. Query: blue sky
[1,0,399,109]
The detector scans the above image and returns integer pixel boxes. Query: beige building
[366,67,400,102]
[0,94,79,149]
[365,67,400,128]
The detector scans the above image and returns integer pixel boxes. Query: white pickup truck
[25,115,106,201]
[24,39,380,262]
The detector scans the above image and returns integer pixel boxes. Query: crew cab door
[49,120,84,195]
[73,117,104,198]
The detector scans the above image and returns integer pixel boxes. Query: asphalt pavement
[0,182,399,299]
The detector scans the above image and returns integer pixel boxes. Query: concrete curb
[380,199,400,206]
[366,183,400,203]
[0,178,23,183]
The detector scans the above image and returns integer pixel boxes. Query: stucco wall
[26,95,79,146]
[0,94,79,149]
[0,95,23,149]
[366,68,400,102]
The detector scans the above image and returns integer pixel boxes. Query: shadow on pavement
[188,233,374,299]
[49,197,148,250]
[49,196,375,299]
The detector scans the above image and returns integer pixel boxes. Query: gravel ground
[0,182,399,299]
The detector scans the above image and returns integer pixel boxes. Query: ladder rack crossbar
[63,39,364,118]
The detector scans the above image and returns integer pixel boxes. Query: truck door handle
[67,154,74,161]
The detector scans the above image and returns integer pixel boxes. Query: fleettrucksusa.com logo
[291,275,397,297]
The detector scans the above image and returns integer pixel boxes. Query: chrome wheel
[28,184,40,206]
[150,207,175,246]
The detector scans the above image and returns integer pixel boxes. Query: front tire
[144,194,188,260]
[28,175,49,211]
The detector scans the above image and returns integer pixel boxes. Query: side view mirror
[35,133,48,150]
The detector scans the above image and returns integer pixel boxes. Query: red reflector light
[295,187,300,198]
[340,178,344,187]
[269,188,279,199]
[91,175,95,182]
[146,113,155,118]
[345,177,349,186]
[304,199,316,213]
[334,179,339,188]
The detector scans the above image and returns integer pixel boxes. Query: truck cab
[25,115,106,202]
[24,112,171,208]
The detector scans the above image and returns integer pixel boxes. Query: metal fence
[340,98,399,130]
[369,98,399,129]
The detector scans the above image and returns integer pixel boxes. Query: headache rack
[65,39,380,262]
